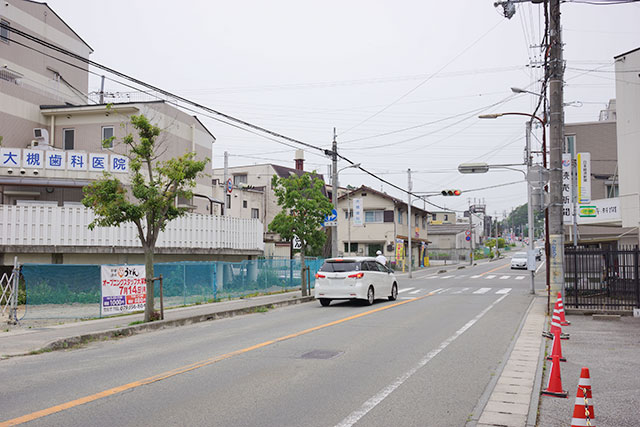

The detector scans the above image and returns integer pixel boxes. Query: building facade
[615,47,640,246]
[337,186,429,268]
[0,0,263,265]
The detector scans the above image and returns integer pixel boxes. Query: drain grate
[300,350,343,360]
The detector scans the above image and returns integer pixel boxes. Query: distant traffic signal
[441,189,462,196]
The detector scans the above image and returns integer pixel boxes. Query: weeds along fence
[19,258,324,320]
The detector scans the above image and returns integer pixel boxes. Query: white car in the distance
[314,257,398,306]
[511,251,528,269]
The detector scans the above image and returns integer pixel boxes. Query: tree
[268,172,333,296]
[82,114,208,322]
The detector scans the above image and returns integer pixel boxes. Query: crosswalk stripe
[496,288,512,294]
[409,289,421,294]
[426,276,438,279]
[485,275,496,279]
[398,287,414,294]
[441,275,453,279]
[437,288,450,294]
[473,288,491,294]
[457,275,466,279]
[471,275,482,279]
[515,276,525,280]
[453,287,470,294]
[499,275,510,280]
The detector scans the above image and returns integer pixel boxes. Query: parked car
[314,257,398,306]
[511,252,528,269]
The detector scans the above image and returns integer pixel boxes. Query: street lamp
[335,163,361,257]
[462,116,541,296]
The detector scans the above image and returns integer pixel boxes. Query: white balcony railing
[0,205,264,252]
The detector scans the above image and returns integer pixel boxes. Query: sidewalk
[537,311,640,426]
[1,291,313,358]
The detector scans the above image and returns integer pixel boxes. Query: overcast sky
[46,0,640,219]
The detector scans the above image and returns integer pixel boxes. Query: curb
[28,296,316,356]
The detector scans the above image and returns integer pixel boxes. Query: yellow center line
[1,293,434,426]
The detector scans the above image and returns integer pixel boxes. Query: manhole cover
[300,350,343,360]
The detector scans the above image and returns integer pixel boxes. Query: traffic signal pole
[331,128,338,258]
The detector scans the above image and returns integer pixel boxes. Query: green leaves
[81,114,208,246]
[268,172,333,252]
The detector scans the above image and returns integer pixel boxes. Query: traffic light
[441,189,462,196]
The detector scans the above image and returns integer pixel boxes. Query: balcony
[0,205,264,254]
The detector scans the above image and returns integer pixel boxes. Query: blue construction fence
[20,258,324,319]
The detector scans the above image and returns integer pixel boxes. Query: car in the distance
[511,251,528,269]
[314,257,398,306]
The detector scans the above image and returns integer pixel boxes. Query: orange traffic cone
[541,354,568,398]
[557,292,571,326]
[543,300,570,340]
[546,328,566,362]
[571,367,595,427]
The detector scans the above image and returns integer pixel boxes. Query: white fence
[0,205,264,251]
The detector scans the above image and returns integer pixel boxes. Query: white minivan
[314,257,398,306]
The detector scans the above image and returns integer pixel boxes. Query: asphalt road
[0,257,543,427]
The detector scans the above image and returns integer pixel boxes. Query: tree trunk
[144,247,155,322]
[300,245,307,297]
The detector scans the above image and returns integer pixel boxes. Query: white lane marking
[536,260,545,274]
[426,276,439,280]
[400,297,414,300]
[496,288,511,294]
[473,288,491,294]
[515,276,525,280]
[453,287,470,294]
[335,294,509,427]
[437,288,450,294]
[485,275,496,279]
[441,275,453,279]
[471,275,482,279]
[409,289,421,295]
[431,288,444,294]
[398,287,415,294]
[499,275,510,280]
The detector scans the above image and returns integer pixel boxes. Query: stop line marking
[473,288,491,294]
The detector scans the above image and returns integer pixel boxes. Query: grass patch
[128,320,144,326]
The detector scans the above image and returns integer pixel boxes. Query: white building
[614,47,640,246]
[0,0,263,265]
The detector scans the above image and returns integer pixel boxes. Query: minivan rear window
[320,261,361,272]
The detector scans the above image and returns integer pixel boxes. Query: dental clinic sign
[100,264,146,316]
[0,148,129,173]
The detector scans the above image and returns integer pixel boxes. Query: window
[344,210,353,219]
[243,200,247,208]
[398,210,403,224]
[251,208,259,219]
[364,210,384,223]
[432,213,437,220]
[444,214,449,221]
[234,174,247,186]
[422,217,426,229]
[1,19,9,44]
[63,129,75,150]
[605,183,619,198]
[344,242,358,253]
[226,194,231,209]
[102,126,114,148]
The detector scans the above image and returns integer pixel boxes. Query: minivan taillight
[348,272,364,279]
[315,273,326,279]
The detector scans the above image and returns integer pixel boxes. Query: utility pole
[526,122,536,294]
[548,0,565,296]
[331,128,338,258]
[469,199,474,266]
[407,168,412,278]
